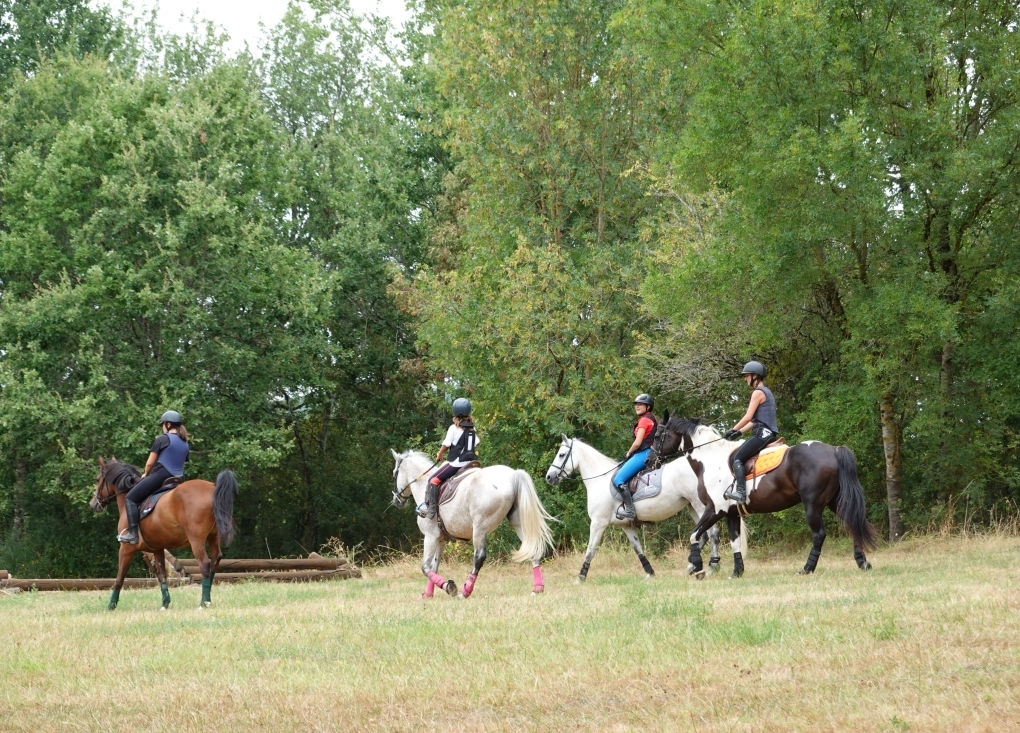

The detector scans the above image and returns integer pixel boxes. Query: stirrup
[416,502,429,518]
[615,504,636,521]
[116,529,138,544]
[723,484,747,504]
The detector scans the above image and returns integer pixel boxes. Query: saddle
[138,477,183,521]
[437,461,481,506]
[609,466,664,503]
[729,439,788,480]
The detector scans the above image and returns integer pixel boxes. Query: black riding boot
[616,484,637,520]
[724,463,747,504]
[417,482,440,519]
[118,499,140,544]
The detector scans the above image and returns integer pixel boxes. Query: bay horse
[90,457,238,610]
[391,450,556,598]
[544,436,726,582]
[650,416,878,576]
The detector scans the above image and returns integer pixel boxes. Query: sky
[93,0,411,53]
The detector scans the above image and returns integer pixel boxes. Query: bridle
[391,454,436,508]
[92,466,119,509]
[649,424,726,465]
[550,439,622,482]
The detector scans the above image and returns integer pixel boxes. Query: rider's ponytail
[168,423,189,442]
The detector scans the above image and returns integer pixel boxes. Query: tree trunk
[12,457,26,539]
[880,393,905,542]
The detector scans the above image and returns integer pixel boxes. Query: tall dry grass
[2,533,1019,732]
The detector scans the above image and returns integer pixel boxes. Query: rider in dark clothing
[117,410,190,544]
[723,362,778,504]
[418,398,480,519]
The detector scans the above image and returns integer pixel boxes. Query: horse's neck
[403,454,434,498]
[573,441,616,475]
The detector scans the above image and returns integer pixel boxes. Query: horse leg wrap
[107,587,121,611]
[160,582,171,609]
[422,578,436,598]
[427,571,447,590]
[732,552,744,578]
[201,577,212,606]
[638,554,655,576]
[853,547,871,570]
[532,566,545,593]
[578,559,590,581]
[802,546,822,574]
[688,543,703,574]
[462,573,478,598]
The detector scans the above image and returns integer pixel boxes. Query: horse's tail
[510,470,556,564]
[835,446,879,551]
[214,470,239,547]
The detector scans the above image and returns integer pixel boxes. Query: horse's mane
[105,461,141,492]
[664,416,705,438]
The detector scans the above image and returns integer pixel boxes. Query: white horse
[391,450,556,598]
[544,436,734,581]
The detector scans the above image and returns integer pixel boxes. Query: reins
[551,439,622,482]
[392,457,437,503]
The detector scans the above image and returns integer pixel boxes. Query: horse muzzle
[545,470,562,486]
[89,497,103,513]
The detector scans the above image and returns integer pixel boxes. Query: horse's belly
[634,495,689,523]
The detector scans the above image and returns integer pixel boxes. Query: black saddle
[138,477,183,521]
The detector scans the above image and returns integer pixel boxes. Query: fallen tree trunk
[210,568,361,582]
[176,558,350,572]
[0,577,191,591]
[0,570,8,580]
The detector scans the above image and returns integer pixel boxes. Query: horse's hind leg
[828,497,872,570]
[188,537,214,609]
[108,544,138,611]
[508,512,544,594]
[706,524,722,571]
[688,509,726,578]
[622,525,655,578]
[461,535,486,599]
[800,502,827,575]
[152,550,171,610]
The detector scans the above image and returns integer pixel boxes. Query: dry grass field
[2,533,1019,732]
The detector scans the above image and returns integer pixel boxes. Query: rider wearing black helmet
[117,410,190,544]
[418,398,481,519]
[723,361,778,504]
[613,393,658,520]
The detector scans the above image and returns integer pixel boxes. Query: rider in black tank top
[723,361,779,504]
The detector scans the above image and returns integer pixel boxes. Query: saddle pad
[747,444,789,479]
[610,467,664,503]
[438,468,480,506]
[139,488,174,521]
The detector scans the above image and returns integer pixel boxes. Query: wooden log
[209,568,361,583]
[0,577,191,591]
[176,558,350,572]
[0,570,9,580]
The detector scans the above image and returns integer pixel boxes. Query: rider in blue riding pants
[723,361,779,504]
[613,394,658,520]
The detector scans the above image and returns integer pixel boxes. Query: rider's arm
[626,428,647,458]
[733,390,766,433]
[141,451,159,478]
[436,445,449,463]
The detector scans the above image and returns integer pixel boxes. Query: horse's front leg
[622,525,655,578]
[688,509,727,579]
[152,549,171,610]
[706,524,722,572]
[578,517,610,583]
[421,531,456,597]
[108,543,138,611]
[726,511,745,578]
[460,535,486,599]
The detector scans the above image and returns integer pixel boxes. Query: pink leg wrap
[422,578,435,598]
[427,571,446,588]
[462,573,478,598]
[532,565,545,593]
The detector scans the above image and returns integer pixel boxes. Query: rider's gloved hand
[723,429,741,441]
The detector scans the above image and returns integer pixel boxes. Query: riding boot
[117,499,140,544]
[616,484,637,520]
[417,482,440,519]
[724,464,748,504]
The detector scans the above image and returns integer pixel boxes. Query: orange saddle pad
[746,444,788,479]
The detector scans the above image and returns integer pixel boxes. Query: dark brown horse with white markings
[650,415,878,577]
[89,457,238,610]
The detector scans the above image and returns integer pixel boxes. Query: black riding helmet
[740,361,767,379]
[633,393,654,410]
[159,410,183,424]
[452,398,472,417]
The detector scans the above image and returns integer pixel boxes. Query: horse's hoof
[695,571,706,581]
[532,585,544,594]
[799,568,814,575]
[159,606,167,612]
[421,592,434,599]
[730,571,743,579]
[575,576,585,585]
[860,562,873,571]
[709,560,721,571]
[443,580,458,597]
[107,603,117,611]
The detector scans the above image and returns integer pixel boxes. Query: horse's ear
[561,433,568,443]
[98,456,106,467]
[390,448,400,459]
